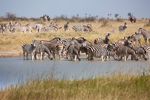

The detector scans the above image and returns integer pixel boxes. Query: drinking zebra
[22,43,53,60]
[83,43,108,61]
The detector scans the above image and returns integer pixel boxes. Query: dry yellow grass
[0,19,150,55]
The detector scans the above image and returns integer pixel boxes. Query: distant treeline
[0,12,149,22]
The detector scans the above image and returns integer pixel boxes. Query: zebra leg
[31,53,34,60]
[23,51,25,60]
[40,52,43,60]
[119,56,123,61]
[87,53,93,60]
[70,54,74,61]
[42,52,45,60]
[106,56,109,61]
[58,50,62,60]
[101,56,104,61]
[77,55,81,61]
[52,52,55,59]
[35,53,38,60]
[131,55,134,60]
[74,55,77,61]
[124,56,126,61]
[26,53,29,60]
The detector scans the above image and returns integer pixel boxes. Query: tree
[128,12,132,17]
[6,12,16,20]
[114,14,119,19]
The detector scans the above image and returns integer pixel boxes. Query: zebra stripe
[86,44,107,59]
[143,46,150,59]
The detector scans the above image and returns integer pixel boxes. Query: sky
[0,0,150,18]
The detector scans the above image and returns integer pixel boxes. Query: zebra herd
[0,21,62,33]
[22,28,150,61]
[0,21,93,34]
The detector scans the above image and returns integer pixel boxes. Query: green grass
[0,75,150,100]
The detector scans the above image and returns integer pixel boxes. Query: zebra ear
[31,43,36,47]
[31,43,33,46]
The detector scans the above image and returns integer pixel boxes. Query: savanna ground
[0,18,150,56]
[0,18,150,100]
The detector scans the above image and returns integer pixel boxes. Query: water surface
[0,57,150,90]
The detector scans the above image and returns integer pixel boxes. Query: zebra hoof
[50,58,53,60]
[135,59,139,61]
[144,58,148,61]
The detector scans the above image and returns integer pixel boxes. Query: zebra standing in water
[143,46,150,60]
[83,43,108,61]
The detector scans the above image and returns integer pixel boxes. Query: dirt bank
[0,51,21,57]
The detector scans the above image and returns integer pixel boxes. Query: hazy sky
[0,0,150,18]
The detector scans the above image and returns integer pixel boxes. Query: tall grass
[0,75,150,100]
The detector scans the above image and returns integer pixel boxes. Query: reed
[0,75,150,100]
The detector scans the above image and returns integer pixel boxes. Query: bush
[6,12,16,20]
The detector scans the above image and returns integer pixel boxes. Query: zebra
[61,37,83,60]
[40,15,50,21]
[129,16,136,23]
[0,24,7,34]
[72,24,92,32]
[66,43,81,61]
[82,24,92,32]
[114,45,138,61]
[0,24,3,33]
[22,44,36,60]
[34,24,43,33]
[138,28,150,45]
[32,37,64,60]
[143,46,150,60]
[9,22,22,33]
[133,46,148,60]
[119,22,127,32]
[22,43,53,60]
[83,43,108,61]
[32,43,53,60]
[103,33,111,44]
[64,22,69,31]
[48,22,62,32]
[72,25,84,32]
[94,33,111,45]
[130,32,143,46]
